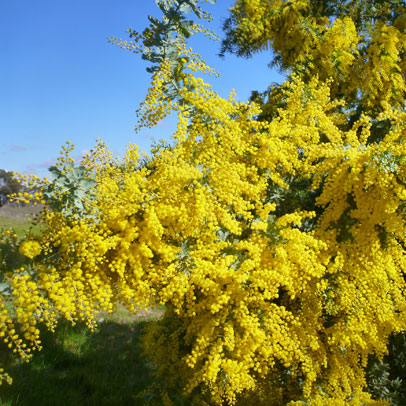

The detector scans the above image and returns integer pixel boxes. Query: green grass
[0,306,164,406]
[0,205,42,239]
[0,216,38,240]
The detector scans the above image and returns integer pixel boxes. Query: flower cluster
[225,0,406,114]
[19,240,41,260]
[1,1,406,405]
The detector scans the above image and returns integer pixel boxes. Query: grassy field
[0,306,164,406]
[0,205,43,239]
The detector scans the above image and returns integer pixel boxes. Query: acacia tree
[221,2,406,402]
[222,0,406,116]
[1,1,406,405]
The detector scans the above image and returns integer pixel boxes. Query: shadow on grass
[0,316,158,406]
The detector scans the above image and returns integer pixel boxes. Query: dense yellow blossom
[224,0,406,114]
[19,240,41,259]
[1,1,406,404]
[3,73,403,403]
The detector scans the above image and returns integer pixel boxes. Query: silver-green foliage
[43,164,96,217]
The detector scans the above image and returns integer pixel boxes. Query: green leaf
[179,23,191,38]
[0,242,26,269]
[0,282,10,294]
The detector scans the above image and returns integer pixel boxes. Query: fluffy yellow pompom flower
[19,240,42,259]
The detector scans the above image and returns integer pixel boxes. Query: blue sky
[0,0,284,177]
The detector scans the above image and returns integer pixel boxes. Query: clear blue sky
[0,0,284,177]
